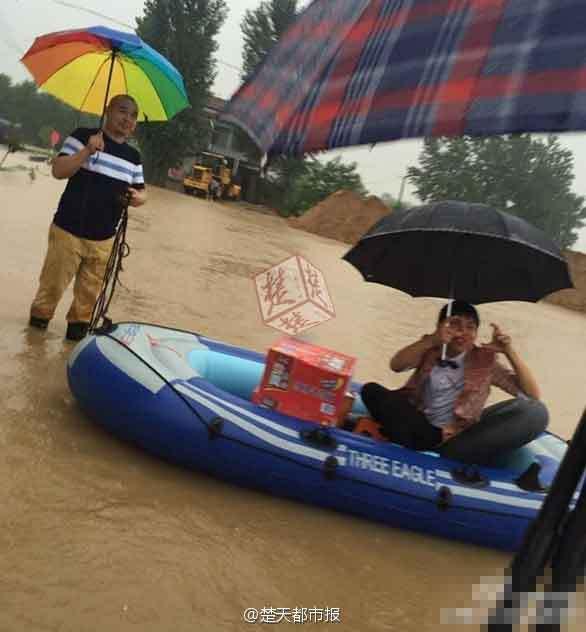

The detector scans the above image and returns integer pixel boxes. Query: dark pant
[360,382,442,451]
[361,382,549,464]
[438,397,549,464]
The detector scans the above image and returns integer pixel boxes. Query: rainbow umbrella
[21,25,189,123]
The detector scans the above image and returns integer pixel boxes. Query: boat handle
[451,465,489,488]
[436,486,452,511]
[208,417,224,439]
[300,427,338,449]
[323,456,338,480]
[515,462,548,493]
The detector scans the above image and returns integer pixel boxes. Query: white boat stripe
[180,381,299,438]
[177,384,562,510]
[437,470,525,492]
[175,384,329,462]
[439,485,544,510]
[176,385,576,510]
[436,469,580,501]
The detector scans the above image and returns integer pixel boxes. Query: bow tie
[437,359,459,369]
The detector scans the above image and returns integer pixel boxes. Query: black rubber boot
[66,322,90,341]
[29,315,49,330]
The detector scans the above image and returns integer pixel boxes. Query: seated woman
[360,301,548,464]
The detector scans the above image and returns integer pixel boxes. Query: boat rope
[89,201,130,333]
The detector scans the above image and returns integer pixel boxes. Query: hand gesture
[127,187,141,207]
[86,131,104,155]
[482,323,512,354]
[441,421,459,443]
[432,319,455,346]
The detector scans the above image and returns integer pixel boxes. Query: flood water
[1,154,585,631]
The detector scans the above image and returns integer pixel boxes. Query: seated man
[360,301,548,464]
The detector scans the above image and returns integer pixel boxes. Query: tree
[38,125,54,148]
[0,73,82,146]
[135,0,227,185]
[241,0,298,80]
[241,1,304,209]
[408,135,586,249]
[0,73,12,98]
[278,156,366,216]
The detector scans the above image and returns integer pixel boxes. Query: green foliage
[241,1,306,207]
[408,135,586,249]
[0,73,84,146]
[37,125,54,148]
[136,0,228,185]
[278,156,366,216]
[241,0,298,80]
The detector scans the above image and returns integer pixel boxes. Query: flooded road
[1,157,585,631]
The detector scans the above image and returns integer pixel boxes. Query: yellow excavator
[183,152,242,200]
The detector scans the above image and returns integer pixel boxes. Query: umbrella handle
[99,49,117,129]
[440,276,457,362]
[440,299,453,361]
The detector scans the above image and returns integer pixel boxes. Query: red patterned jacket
[401,344,523,440]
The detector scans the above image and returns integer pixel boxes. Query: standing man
[29,94,147,341]
[207,177,221,202]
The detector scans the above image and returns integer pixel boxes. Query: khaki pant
[30,223,114,324]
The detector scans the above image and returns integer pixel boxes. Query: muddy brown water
[1,156,585,631]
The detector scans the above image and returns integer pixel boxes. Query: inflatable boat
[67,322,576,551]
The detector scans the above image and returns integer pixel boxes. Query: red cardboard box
[252,337,357,425]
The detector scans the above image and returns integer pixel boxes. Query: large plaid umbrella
[223,0,586,156]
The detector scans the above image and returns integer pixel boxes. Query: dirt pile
[545,249,586,313]
[289,190,390,244]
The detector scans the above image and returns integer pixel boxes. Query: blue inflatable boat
[67,322,577,551]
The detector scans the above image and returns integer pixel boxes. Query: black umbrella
[343,200,573,305]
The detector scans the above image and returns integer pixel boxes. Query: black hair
[437,301,479,326]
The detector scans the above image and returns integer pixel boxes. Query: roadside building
[205,96,262,202]
[178,96,262,202]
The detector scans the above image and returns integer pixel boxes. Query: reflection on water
[1,167,585,631]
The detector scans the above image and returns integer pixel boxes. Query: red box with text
[252,337,356,425]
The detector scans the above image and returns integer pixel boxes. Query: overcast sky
[1,0,585,251]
